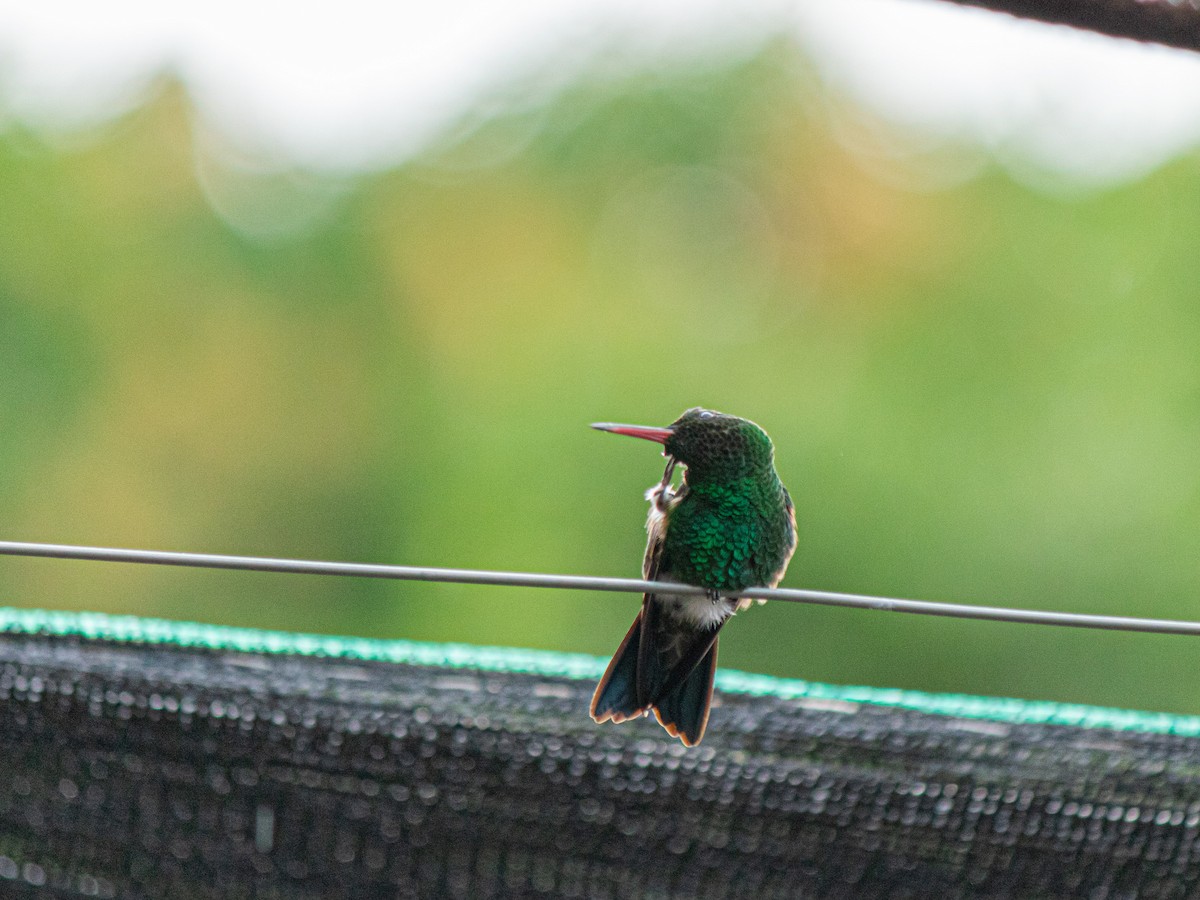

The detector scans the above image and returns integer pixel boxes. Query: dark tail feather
[636,592,670,704]
[592,600,721,745]
[653,638,718,747]
[590,612,647,724]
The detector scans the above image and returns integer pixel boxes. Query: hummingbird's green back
[663,473,794,591]
[660,410,795,592]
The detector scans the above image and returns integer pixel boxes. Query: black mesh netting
[0,628,1198,899]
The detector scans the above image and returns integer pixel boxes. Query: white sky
[2,0,1200,184]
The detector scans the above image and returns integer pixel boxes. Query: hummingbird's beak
[591,423,674,444]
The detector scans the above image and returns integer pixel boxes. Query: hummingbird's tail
[590,605,720,747]
[651,638,717,747]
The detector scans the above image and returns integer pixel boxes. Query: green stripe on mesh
[1,606,1195,736]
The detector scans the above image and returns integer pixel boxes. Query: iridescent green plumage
[590,408,796,746]
[663,475,794,592]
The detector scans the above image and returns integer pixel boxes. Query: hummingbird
[589,408,796,746]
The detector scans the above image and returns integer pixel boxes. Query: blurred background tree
[3,8,1200,715]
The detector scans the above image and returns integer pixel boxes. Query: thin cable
[0,539,1197,636]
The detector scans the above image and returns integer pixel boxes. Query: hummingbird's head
[592,408,775,479]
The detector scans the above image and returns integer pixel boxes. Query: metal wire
[0,540,1198,637]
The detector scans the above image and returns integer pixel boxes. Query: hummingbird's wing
[768,487,798,588]
[639,471,677,580]
[634,484,670,708]
[590,469,677,723]
[636,477,722,709]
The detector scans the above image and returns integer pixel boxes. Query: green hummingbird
[590,408,796,746]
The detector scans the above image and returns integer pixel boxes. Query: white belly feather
[659,590,738,629]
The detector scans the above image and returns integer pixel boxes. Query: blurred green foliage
[3,43,1200,714]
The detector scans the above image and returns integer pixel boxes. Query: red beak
[591,422,674,444]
